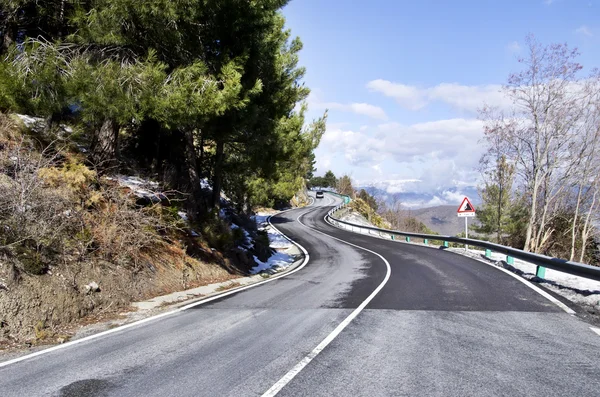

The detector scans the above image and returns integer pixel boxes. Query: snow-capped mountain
[358,181,480,209]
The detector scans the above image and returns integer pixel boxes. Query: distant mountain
[358,185,480,209]
[409,205,479,236]
[356,182,481,236]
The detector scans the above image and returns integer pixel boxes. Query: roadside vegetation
[314,170,432,233]
[320,37,600,266]
[0,1,325,346]
[475,36,600,265]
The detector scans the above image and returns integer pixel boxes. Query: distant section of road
[1,192,599,397]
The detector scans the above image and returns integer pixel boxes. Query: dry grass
[0,115,237,344]
[215,281,242,292]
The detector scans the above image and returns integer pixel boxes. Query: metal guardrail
[322,191,351,204]
[326,204,600,282]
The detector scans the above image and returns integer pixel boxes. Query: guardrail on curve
[325,203,600,282]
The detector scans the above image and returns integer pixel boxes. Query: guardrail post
[506,256,514,265]
[485,249,492,258]
[405,236,410,242]
[536,266,546,279]
[443,241,449,248]
[424,239,428,245]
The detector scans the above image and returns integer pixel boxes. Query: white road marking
[261,200,392,397]
[324,214,577,315]
[591,327,600,337]
[0,204,317,369]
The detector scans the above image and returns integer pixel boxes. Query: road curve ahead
[1,192,599,396]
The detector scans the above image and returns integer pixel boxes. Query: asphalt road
[1,192,599,396]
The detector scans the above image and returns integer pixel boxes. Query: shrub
[0,140,83,274]
[0,135,170,273]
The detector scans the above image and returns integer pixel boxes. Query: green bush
[252,230,272,262]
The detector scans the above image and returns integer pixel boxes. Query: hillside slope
[410,205,479,236]
[0,114,273,347]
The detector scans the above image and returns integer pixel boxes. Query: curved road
[1,193,599,396]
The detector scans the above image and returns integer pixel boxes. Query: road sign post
[457,197,476,251]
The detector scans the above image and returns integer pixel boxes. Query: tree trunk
[212,139,224,210]
[579,188,598,263]
[570,182,584,261]
[183,129,204,221]
[524,178,539,252]
[91,118,119,171]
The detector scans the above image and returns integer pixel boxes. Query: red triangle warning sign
[457,197,476,213]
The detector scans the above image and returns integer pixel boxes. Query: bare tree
[570,72,600,261]
[481,36,587,253]
[336,174,354,197]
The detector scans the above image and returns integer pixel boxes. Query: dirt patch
[0,243,234,349]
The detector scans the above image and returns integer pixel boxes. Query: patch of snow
[16,114,44,128]
[242,229,253,249]
[231,223,253,249]
[178,211,189,222]
[200,178,211,190]
[219,208,228,220]
[268,230,292,249]
[16,114,75,136]
[108,175,164,201]
[250,252,295,274]
[252,213,292,250]
[249,211,296,272]
[340,211,374,228]
[252,213,270,229]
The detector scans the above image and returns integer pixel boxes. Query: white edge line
[0,202,316,369]
[590,327,600,337]
[261,199,391,397]
[323,214,576,315]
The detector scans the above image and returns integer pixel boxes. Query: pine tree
[473,155,520,245]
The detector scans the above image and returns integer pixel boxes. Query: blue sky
[283,0,600,205]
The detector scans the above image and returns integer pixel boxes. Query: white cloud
[366,80,511,113]
[507,41,521,53]
[348,103,388,120]
[441,190,468,203]
[356,179,422,194]
[366,79,428,110]
[575,25,593,37]
[318,118,485,194]
[308,93,388,120]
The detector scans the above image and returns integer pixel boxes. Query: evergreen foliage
[0,0,325,216]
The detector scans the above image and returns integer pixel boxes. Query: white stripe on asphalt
[323,214,577,315]
[0,203,317,369]
[261,205,392,397]
[591,327,600,337]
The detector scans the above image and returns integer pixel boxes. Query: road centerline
[261,203,392,397]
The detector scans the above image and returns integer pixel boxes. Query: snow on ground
[252,212,293,250]
[16,114,44,129]
[177,211,189,222]
[251,252,296,274]
[340,211,374,227]
[105,175,164,201]
[250,211,296,274]
[200,178,211,190]
[230,222,253,249]
[447,247,600,309]
[16,114,74,135]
